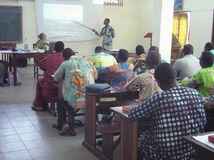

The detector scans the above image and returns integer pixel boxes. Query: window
[104,0,123,6]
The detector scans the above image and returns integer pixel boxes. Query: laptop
[49,42,56,52]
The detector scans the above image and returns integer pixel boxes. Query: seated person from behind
[53,49,97,135]
[34,33,49,51]
[204,42,214,55]
[182,51,214,98]
[173,44,201,80]
[88,46,117,73]
[128,45,146,74]
[31,41,65,111]
[129,63,206,160]
[148,46,166,63]
[99,49,134,86]
[125,50,162,104]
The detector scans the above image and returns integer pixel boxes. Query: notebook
[49,42,56,52]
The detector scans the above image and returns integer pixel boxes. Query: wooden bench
[96,124,121,160]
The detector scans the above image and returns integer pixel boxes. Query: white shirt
[173,54,201,80]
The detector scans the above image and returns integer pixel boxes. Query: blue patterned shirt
[129,86,206,159]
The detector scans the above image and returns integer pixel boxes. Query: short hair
[105,18,110,23]
[154,63,176,84]
[135,45,145,55]
[182,44,193,55]
[54,41,64,52]
[200,51,214,67]
[62,48,75,60]
[38,33,46,39]
[95,46,104,53]
[204,42,214,51]
[117,49,129,62]
[149,46,159,52]
[145,50,161,67]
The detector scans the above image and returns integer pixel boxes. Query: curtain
[173,13,189,46]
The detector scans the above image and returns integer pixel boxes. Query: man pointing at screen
[92,18,115,51]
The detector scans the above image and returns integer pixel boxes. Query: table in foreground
[183,131,214,160]
[111,107,138,160]
[79,86,138,160]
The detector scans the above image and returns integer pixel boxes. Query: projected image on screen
[44,3,84,41]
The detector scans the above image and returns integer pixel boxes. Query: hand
[133,60,145,72]
[91,29,96,32]
[208,88,214,95]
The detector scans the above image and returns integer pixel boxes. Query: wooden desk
[183,131,214,160]
[81,86,138,160]
[111,107,138,160]
[0,51,52,85]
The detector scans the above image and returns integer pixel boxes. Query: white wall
[1,0,148,56]
[183,0,214,57]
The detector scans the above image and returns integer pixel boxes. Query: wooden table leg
[12,53,17,85]
[120,117,138,160]
[83,95,97,148]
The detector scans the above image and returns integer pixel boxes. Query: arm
[38,56,48,71]
[111,27,115,38]
[128,97,153,120]
[93,28,104,37]
[125,75,141,92]
[54,62,65,83]
[182,71,203,88]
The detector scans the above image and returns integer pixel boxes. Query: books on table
[122,105,137,112]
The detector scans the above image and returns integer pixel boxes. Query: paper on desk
[193,134,214,149]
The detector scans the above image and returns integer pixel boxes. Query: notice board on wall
[0,6,22,43]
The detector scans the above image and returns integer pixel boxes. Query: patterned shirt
[54,56,97,109]
[129,86,206,160]
[128,54,146,75]
[98,62,134,86]
[88,52,117,72]
[34,39,47,51]
[95,25,115,50]
[125,69,162,104]
[182,66,214,97]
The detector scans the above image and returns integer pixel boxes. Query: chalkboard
[0,6,22,43]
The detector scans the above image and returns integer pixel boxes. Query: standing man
[92,18,115,51]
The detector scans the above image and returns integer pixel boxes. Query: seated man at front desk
[98,49,134,86]
[31,41,65,111]
[128,63,206,160]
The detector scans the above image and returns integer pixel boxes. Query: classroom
[0,0,214,160]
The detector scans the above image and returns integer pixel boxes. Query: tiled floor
[0,65,100,160]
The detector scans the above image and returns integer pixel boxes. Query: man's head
[135,45,145,55]
[54,41,64,53]
[38,33,47,41]
[154,63,176,91]
[148,46,159,52]
[95,46,104,53]
[145,50,161,69]
[204,42,214,51]
[104,18,110,26]
[182,44,193,55]
[62,48,75,60]
[199,51,214,68]
[116,49,129,63]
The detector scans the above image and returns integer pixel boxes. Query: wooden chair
[33,44,44,79]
